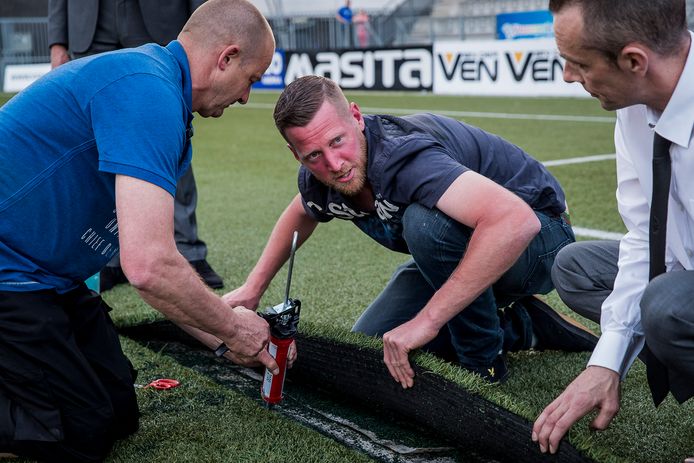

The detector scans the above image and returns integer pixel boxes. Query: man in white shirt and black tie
[532,0,694,457]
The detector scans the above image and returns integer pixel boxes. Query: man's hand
[222,283,262,311]
[382,316,440,388]
[225,334,297,370]
[532,366,621,454]
[223,306,279,374]
[287,340,298,368]
[50,44,70,68]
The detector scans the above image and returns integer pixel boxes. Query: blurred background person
[353,8,369,48]
[335,0,353,48]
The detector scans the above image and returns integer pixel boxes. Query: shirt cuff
[587,330,643,380]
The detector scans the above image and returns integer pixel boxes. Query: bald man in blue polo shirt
[0,1,276,461]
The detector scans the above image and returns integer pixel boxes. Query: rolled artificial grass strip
[120,321,594,463]
[290,332,594,463]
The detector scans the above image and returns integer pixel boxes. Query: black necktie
[648,132,672,279]
[645,132,672,406]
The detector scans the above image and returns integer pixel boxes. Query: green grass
[109,338,374,463]
[2,89,692,462]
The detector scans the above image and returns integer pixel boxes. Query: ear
[349,102,365,130]
[287,143,301,162]
[218,45,241,70]
[618,43,649,76]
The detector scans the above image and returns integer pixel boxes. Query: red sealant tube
[261,335,293,405]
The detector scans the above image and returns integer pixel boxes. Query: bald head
[180,0,274,62]
[179,0,275,117]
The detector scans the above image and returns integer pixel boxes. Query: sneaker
[521,296,598,352]
[464,352,509,384]
[191,259,224,289]
[100,266,128,292]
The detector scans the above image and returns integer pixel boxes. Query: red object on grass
[145,378,181,390]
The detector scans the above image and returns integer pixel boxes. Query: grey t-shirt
[299,113,566,253]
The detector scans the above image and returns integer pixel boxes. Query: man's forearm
[244,195,317,293]
[418,211,539,329]
[127,250,236,338]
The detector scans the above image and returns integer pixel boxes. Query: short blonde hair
[273,76,350,142]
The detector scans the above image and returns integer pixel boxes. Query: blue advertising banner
[496,10,554,40]
[253,49,285,90]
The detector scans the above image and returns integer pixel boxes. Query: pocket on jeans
[521,233,573,294]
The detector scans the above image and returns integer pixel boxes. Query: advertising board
[283,46,433,91]
[433,38,589,97]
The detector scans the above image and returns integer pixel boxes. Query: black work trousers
[0,286,138,462]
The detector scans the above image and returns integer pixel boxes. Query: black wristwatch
[213,343,229,357]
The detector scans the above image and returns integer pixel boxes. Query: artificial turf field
[2,90,693,462]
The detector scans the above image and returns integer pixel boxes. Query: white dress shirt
[588,31,694,378]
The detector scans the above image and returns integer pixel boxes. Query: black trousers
[0,286,138,462]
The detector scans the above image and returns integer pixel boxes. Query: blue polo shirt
[300,114,566,253]
[0,40,194,292]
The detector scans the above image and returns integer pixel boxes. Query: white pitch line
[247,100,617,167]
[245,102,622,240]
[572,226,624,240]
[362,106,616,123]
[543,153,616,166]
[244,102,615,123]
[542,155,623,240]
[247,102,617,167]
[542,154,623,240]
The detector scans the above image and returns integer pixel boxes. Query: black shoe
[191,259,224,289]
[100,266,128,292]
[521,296,598,352]
[464,352,509,384]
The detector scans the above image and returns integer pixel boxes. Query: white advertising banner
[284,46,433,91]
[3,63,51,93]
[433,38,589,97]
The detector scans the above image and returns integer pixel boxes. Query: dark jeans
[353,204,575,368]
[0,286,138,462]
